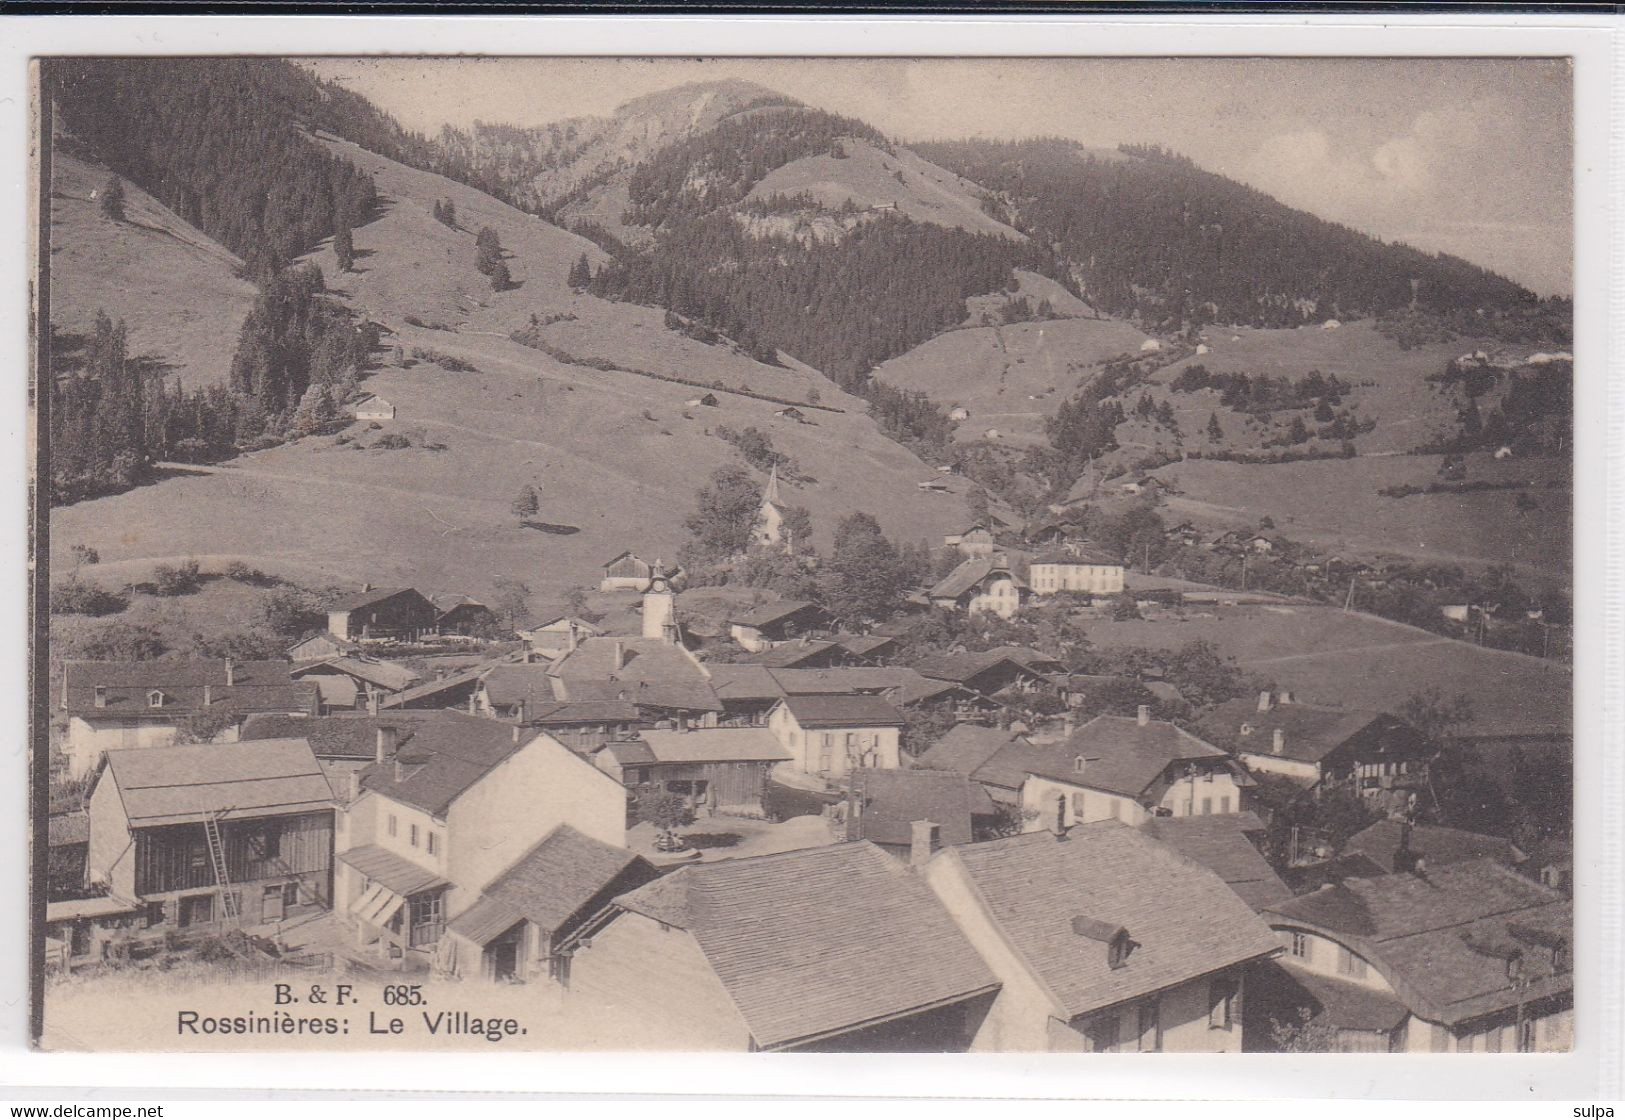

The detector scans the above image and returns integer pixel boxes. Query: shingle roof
[1343,819,1523,874]
[103,739,334,826]
[478,825,654,937]
[379,665,487,709]
[846,768,996,847]
[1031,548,1122,566]
[638,728,792,764]
[1268,961,1412,1033]
[778,693,906,729]
[1139,813,1292,911]
[240,712,443,761]
[356,711,531,817]
[292,656,419,692]
[611,842,999,1049]
[338,844,448,895]
[737,640,841,668]
[1263,860,1572,1025]
[1023,716,1228,799]
[947,823,1281,1020]
[550,637,710,687]
[728,600,826,628]
[62,659,317,719]
[830,634,897,658]
[481,663,560,710]
[1201,699,1411,766]
[928,558,1024,601]
[704,665,794,703]
[916,724,1026,780]
[525,699,643,725]
[560,677,723,713]
[328,586,426,612]
[601,740,658,767]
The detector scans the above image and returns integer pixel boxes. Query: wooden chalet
[326,586,439,642]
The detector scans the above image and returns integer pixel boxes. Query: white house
[1019,708,1248,829]
[353,395,395,421]
[1028,549,1125,597]
[923,822,1281,1051]
[1256,861,1572,1053]
[928,554,1028,619]
[335,711,627,970]
[766,694,905,779]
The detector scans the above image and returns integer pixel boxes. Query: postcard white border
[0,12,1616,1102]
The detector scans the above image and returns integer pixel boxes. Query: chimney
[368,691,380,717]
[1061,711,1076,737]
[225,658,236,687]
[1257,690,1273,713]
[909,820,941,868]
[467,693,477,716]
[1393,820,1425,873]
[362,582,373,593]
[512,725,521,744]
[203,684,212,707]
[347,769,362,802]
[436,668,447,681]
[376,725,399,765]
[1049,795,1068,838]
[612,641,625,673]
[93,685,107,709]
[1272,729,1285,755]
[1137,704,1150,727]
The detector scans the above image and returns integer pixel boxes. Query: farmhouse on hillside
[84,738,335,935]
[59,659,319,779]
[727,600,834,652]
[943,524,996,558]
[353,395,395,421]
[326,586,439,642]
[600,552,686,593]
[922,822,1281,1051]
[561,842,1001,1051]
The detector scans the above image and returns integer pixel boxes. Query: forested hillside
[915,138,1545,332]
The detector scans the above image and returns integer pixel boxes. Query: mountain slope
[48,143,257,389]
[51,123,971,603]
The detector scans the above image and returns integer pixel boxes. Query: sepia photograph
[30,53,1577,1059]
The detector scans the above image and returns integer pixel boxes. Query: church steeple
[763,463,783,508]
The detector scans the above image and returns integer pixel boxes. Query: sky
[307,57,1572,296]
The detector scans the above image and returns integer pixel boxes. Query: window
[255,824,281,860]
[426,832,438,856]
[410,823,420,848]
[1337,945,1368,979]
[408,891,444,948]
[1084,1013,1119,1053]
[1208,976,1238,1029]
[1071,792,1085,822]
[1290,931,1310,959]
[1201,797,1213,816]
[147,690,165,708]
[1137,1000,1163,1052]
[818,735,833,773]
[387,814,397,838]
[1218,796,1232,814]
[283,881,299,908]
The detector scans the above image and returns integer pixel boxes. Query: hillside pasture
[1085,603,1569,740]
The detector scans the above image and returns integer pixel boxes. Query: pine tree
[333,213,354,272]
[489,259,511,292]
[432,199,444,224]
[440,199,456,227]
[818,512,907,624]
[99,175,126,222]
[511,483,540,521]
[570,254,592,290]
[1206,411,1224,441]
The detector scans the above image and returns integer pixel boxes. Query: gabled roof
[946,824,1280,1020]
[524,699,643,725]
[101,739,334,826]
[240,712,443,761]
[1024,716,1229,799]
[916,724,1027,780]
[62,659,316,719]
[1030,548,1123,567]
[610,842,999,1050]
[378,665,487,709]
[357,711,537,817]
[481,663,559,710]
[928,558,1025,601]
[470,825,654,939]
[550,636,710,685]
[1200,699,1414,766]
[846,768,996,848]
[776,693,906,729]
[559,677,723,713]
[1263,861,1571,1026]
[914,648,1058,688]
[1139,812,1292,911]
[728,600,828,628]
[639,728,792,765]
[737,640,841,669]
[291,656,419,692]
[706,665,799,703]
[1343,819,1524,875]
[328,586,430,612]
[830,633,897,659]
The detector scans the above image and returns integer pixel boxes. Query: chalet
[599,553,685,593]
[1138,812,1292,911]
[772,405,805,422]
[594,727,793,818]
[336,711,627,970]
[917,478,952,493]
[842,768,998,858]
[727,600,834,652]
[1247,534,1279,554]
[915,723,1040,807]
[1028,548,1126,597]
[767,694,906,778]
[1342,818,1524,875]
[59,659,318,779]
[1019,709,1250,830]
[290,655,419,713]
[829,632,899,665]
[516,616,602,658]
[353,395,395,421]
[688,393,720,408]
[1254,861,1572,1052]
[948,406,971,422]
[435,825,658,984]
[563,842,1000,1051]
[928,554,1028,619]
[943,524,996,558]
[287,633,360,662]
[923,823,1281,1052]
[432,595,498,637]
[736,638,847,670]
[85,739,335,935]
[327,586,439,642]
[915,646,1065,699]
[1023,515,1087,549]
[1199,693,1432,812]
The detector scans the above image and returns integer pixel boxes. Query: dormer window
[1070,915,1133,968]
[1073,755,1086,773]
[1239,723,1254,736]
[1109,930,1134,969]
[147,690,166,709]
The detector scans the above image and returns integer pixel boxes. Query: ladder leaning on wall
[203,810,240,925]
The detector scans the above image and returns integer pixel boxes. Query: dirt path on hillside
[1240,636,1456,667]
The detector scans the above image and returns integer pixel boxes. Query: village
[42,467,1574,1056]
